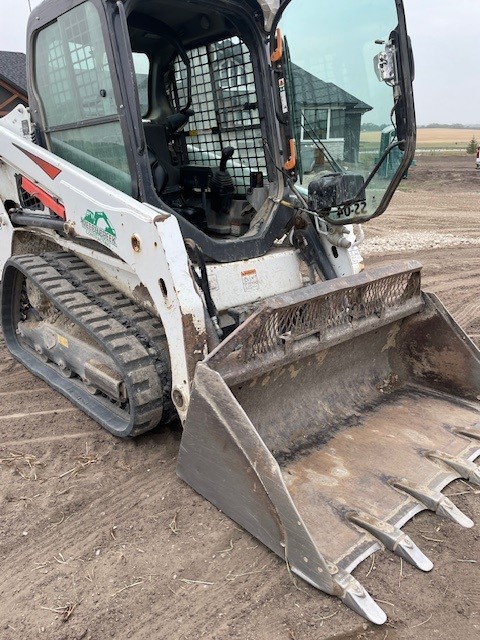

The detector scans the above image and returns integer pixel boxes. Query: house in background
[0,51,28,117]
[292,64,372,170]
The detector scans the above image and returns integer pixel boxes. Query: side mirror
[374,28,414,152]
[374,40,398,85]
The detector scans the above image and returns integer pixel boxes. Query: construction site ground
[1,154,479,640]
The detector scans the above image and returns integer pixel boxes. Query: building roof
[292,64,371,113]
[0,51,27,95]
[215,39,371,114]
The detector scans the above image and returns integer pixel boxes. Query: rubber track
[43,252,175,423]
[1,252,174,437]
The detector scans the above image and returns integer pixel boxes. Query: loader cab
[126,2,277,246]
[26,0,415,262]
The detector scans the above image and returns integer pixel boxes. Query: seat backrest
[143,122,180,194]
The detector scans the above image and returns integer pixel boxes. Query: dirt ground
[1,155,480,640]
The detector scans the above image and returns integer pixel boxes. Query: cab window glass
[35,2,116,126]
[34,1,131,194]
[132,52,150,117]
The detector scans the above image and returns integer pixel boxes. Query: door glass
[35,2,117,126]
[278,0,403,220]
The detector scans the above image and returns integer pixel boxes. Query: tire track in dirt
[428,275,480,299]
[1,433,315,640]
[1,473,186,630]
[1,442,173,565]
[449,300,480,327]
[0,382,358,640]
[0,431,100,447]
[0,386,78,415]
[0,367,44,392]
[0,407,78,420]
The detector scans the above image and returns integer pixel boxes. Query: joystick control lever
[211,147,235,216]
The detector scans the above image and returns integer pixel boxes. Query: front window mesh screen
[170,38,267,195]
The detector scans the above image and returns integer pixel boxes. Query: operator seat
[147,147,168,194]
[144,122,181,196]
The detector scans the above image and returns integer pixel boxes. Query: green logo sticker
[81,210,117,246]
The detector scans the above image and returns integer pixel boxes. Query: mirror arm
[339,139,404,208]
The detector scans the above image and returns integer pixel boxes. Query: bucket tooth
[348,511,433,572]
[427,451,480,487]
[392,478,474,528]
[331,566,387,625]
[455,425,480,442]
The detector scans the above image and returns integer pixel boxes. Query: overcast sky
[1,0,479,125]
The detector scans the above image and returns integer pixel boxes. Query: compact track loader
[0,0,479,623]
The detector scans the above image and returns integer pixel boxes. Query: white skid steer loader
[0,0,479,624]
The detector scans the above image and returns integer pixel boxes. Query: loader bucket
[177,261,480,623]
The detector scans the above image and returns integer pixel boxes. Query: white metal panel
[207,249,303,311]
[319,227,364,278]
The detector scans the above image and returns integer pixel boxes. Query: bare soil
[1,155,479,640]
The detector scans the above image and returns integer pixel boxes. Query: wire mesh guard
[170,38,268,194]
[34,3,131,182]
[250,270,421,356]
[208,265,423,371]
[17,182,44,212]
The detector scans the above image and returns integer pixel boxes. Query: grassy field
[360,128,480,154]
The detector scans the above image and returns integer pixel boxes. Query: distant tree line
[417,123,480,129]
[362,122,480,131]
[361,123,390,132]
